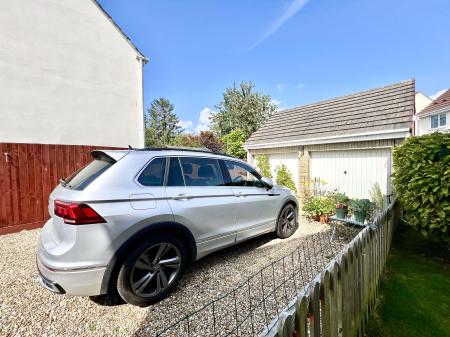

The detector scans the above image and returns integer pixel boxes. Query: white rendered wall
[0,0,145,147]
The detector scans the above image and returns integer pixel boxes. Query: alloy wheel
[130,242,181,298]
[280,206,297,236]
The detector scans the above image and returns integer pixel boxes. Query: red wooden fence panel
[0,143,123,235]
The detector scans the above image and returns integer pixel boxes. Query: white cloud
[277,83,287,92]
[177,120,194,133]
[296,83,304,89]
[271,99,288,111]
[271,99,282,106]
[195,107,214,133]
[180,107,215,134]
[430,89,447,100]
[249,0,311,50]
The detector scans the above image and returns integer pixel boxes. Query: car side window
[224,161,264,188]
[179,157,224,187]
[137,157,166,186]
[167,157,185,186]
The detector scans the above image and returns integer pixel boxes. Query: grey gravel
[0,219,358,337]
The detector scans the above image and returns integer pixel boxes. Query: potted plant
[335,202,348,219]
[350,199,373,223]
[330,192,350,219]
[302,196,335,223]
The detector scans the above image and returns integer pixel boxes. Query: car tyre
[276,204,298,239]
[117,234,187,307]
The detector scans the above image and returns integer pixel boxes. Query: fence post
[309,282,321,337]
[295,295,309,337]
[320,270,332,337]
[329,262,339,337]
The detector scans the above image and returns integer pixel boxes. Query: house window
[431,114,447,129]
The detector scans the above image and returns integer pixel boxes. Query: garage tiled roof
[245,80,415,146]
[420,88,450,114]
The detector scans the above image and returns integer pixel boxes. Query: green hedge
[393,133,450,237]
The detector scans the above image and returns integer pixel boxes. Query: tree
[145,98,182,146]
[221,129,247,159]
[172,133,202,148]
[211,81,277,139]
[255,155,272,178]
[171,131,224,153]
[198,131,224,153]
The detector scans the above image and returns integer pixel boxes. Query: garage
[244,80,414,202]
[267,152,299,191]
[310,149,391,199]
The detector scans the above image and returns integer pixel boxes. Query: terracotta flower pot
[319,214,329,224]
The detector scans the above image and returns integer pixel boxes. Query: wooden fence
[260,201,398,337]
[0,143,121,235]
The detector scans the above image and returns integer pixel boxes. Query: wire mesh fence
[153,227,361,337]
[260,201,397,337]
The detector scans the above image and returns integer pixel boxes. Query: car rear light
[54,200,106,225]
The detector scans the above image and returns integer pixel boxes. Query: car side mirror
[261,177,274,189]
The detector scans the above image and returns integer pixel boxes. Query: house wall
[415,92,432,114]
[414,92,432,135]
[418,111,450,135]
[248,139,402,202]
[0,0,145,148]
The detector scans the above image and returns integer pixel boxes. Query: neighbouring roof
[92,0,148,62]
[420,89,450,115]
[245,80,415,147]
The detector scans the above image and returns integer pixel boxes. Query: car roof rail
[133,146,237,159]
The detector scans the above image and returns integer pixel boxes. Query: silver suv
[37,148,298,306]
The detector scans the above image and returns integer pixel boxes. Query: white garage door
[267,153,299,191]
[310,149,391,199]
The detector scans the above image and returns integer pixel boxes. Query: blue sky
[98,0,450,133]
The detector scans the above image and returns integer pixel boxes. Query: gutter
[244,128,411,150]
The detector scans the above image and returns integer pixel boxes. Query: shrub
[369,182,387,210]
[221,129,247,159]
[255,155,272,178]
[350,199,374,222]
[328,191,351,206]
[275,164,297,193]
[393,133,450,238]
[302,196,335,218]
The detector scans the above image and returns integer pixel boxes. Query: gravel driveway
[0,218,357,337]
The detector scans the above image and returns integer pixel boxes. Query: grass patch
[365,227,450,337]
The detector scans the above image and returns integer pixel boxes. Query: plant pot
[353,210,366,223]
[335,207,347,219]
[319,214,329,224]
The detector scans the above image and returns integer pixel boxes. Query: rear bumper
[36,256,107,296]
[37,271,65,294]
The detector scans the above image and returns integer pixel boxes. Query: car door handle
[236,192,246,198]
[173,194,191,200]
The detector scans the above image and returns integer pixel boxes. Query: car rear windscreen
[63,158,114,190]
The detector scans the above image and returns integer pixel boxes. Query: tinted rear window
[179,157,224,187]
[64,158,114,190]
[138,157,166,186]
